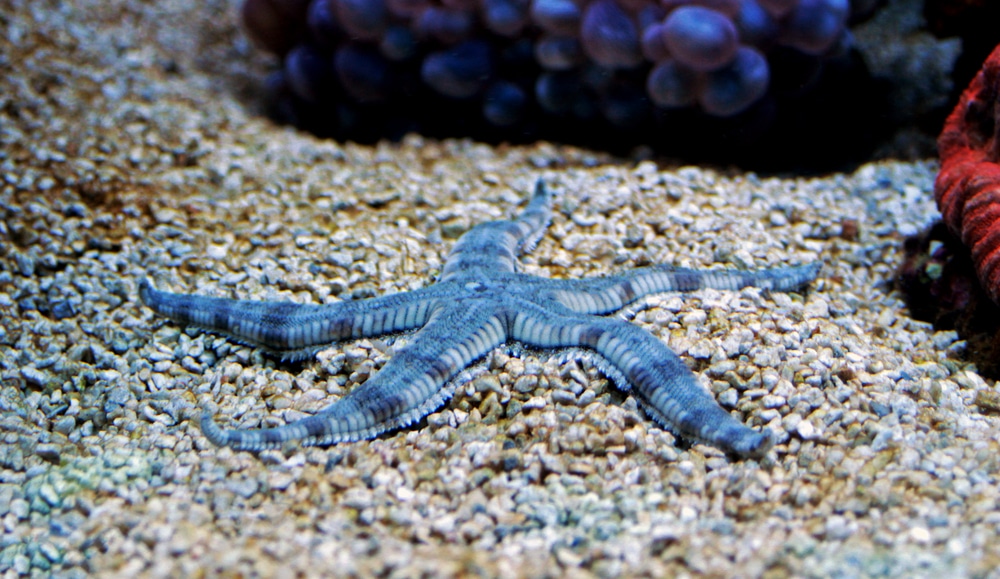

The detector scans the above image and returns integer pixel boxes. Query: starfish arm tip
[732,427,775,459]
[138,277,155,305]
[200,409,231,448]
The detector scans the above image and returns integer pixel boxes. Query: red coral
[935,43,1000,304]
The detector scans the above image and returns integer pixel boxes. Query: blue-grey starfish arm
[439,179,550,281]
[540,262,821,315]
[510,303,772,457]
[200,299,509,451]
[139,278,445,360]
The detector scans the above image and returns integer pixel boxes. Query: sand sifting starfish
[140,180,819,457]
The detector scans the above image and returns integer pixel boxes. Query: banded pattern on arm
[545,262,821,315]
[439,179,552,281]
[201,301,509,451]
[139,278,443,359]
[510,306,773,458]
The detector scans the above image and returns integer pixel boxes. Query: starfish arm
[139,278,444,358]
[510,307,773,458]
[440,179,552,280]
[201,302,508,451]
[545,262,821,315]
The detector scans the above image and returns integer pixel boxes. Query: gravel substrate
[3,0,1000,577]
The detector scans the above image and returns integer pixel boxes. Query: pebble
[8,500,29,522]
[20,367,50,388]
[35,444,61,463]
[795,420,818,441]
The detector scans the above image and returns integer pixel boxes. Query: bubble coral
[934,43,1000,305]
[244,0,876,164]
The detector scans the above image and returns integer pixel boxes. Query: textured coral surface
[245,0,885,169]
[250,0,853,115]
[934,43,1000,305]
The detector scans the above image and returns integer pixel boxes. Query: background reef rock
[3,0,1000,576]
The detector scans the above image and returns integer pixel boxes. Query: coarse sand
[2,0,1000,576]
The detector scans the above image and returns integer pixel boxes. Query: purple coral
[580,0,643,69]
[661,5,739,72]
[245,0,875,164]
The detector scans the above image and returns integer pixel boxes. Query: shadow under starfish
[140,180,820,458]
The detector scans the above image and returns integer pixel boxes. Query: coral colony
[935,43,1000,306]
[241,0,876,160]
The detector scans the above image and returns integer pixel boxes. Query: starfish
[140,180,819,458]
